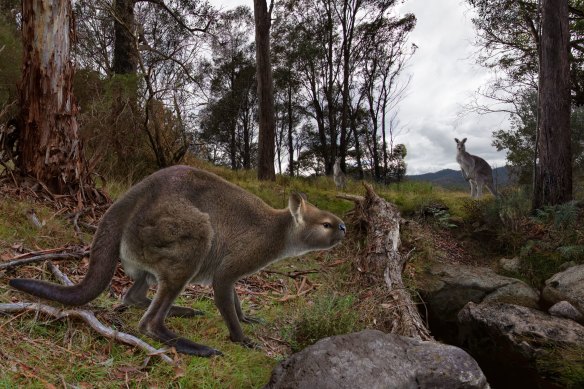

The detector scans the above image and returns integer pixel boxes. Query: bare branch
[0,250,88,270]
[0,302,174,365]
[139,0,213,34]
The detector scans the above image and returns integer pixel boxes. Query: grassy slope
[2,161,581,387]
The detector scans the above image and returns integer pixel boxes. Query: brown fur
[10,165,346,356]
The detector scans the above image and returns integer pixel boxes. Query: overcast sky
[214,0,510,174]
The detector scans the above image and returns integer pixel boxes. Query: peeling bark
[340,184,433,341]
[18,0,87,198]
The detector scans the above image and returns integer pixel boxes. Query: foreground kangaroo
[10,165,346,356]
[455,138,497,198]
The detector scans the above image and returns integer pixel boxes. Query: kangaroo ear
[462,138,467,144]
[289,192,306,222]
[455,138,460,143]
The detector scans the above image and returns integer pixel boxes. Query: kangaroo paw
[173,338,222,357]
[168,306,204,318]
[240,315,264,324]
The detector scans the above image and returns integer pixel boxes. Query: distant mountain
[406,166,511,189]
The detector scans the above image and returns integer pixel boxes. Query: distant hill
[406,166,511,189]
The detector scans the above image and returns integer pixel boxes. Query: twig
[0,302,174,365]
[9,246,70,260]
[261,269,320,279]
[0,251,88,270]
[46,261,74,286]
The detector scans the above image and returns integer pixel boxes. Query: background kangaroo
[455,138,497,198]
[333,157,346,190]
[10,165,346,357]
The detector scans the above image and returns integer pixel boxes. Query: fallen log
[339,183,432,341]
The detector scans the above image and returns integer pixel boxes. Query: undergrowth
[537,345,584,389]
[283,292,361,352]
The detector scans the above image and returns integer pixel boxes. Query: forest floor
[0,166,513,388]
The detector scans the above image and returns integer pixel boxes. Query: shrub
[285,293,360,352]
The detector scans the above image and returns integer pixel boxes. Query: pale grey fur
[333,157,346,190]
[455,138,497,198]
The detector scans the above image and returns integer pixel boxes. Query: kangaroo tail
[9,200,130,306]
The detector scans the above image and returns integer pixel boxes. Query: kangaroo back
[9,198,133,306]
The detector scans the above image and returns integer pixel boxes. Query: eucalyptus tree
[199,6,257,170]
[358,14,416,181]
[467,0,584,108]
[73,0,214,175]
[253,0,277,180]
[533,0,571,208]
[468,0,578,205]
[273,0,415,177]
[273,0,342,175]
[17,0,94,199]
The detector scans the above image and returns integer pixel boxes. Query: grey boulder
[264,329,489,389]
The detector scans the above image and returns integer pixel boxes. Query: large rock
[417,263,540,341]
[542,264,584,319]
[548,300,584,323]
[264,330,489,389]
[458,302,584,389]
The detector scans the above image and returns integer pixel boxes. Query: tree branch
[0,250,88,270]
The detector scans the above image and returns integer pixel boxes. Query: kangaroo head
[454,137,467,153]
[288,192,346,251]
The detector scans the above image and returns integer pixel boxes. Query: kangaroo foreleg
[213,280,256,347]
[233,288,262,324]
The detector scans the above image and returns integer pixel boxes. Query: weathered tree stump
[340,183,432,341]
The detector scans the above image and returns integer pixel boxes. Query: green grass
[283,291,361,352]
[0,198,85,249]
[536,345,584,388]
[3,161,584,387]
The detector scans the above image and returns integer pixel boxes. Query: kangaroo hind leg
[122,271,202,318]
[139,277,221,356]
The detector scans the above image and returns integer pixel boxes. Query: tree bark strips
[533,0,572,209]
[18,0,86,197]
[340,185,432,341]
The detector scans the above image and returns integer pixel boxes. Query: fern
[534,201,579,230]
[554,201,580,230]
[557,245,584,261]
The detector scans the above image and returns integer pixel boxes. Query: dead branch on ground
[0,247,89,270]
[0,301,174,365]
[1,260,175,364]
[338,183,433,341]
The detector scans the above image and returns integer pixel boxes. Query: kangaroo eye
[323,223,332,229]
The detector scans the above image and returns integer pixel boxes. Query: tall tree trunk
[254,0,276,181]
[533,0,571,209]
[324,0,336,175]
[18,0,86,197]
[350,107,364,179]
[230,117,237,170]
[287,84,294,177]
[242,91,251,170]
[113,0,137,75]
[338,0,358,174]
